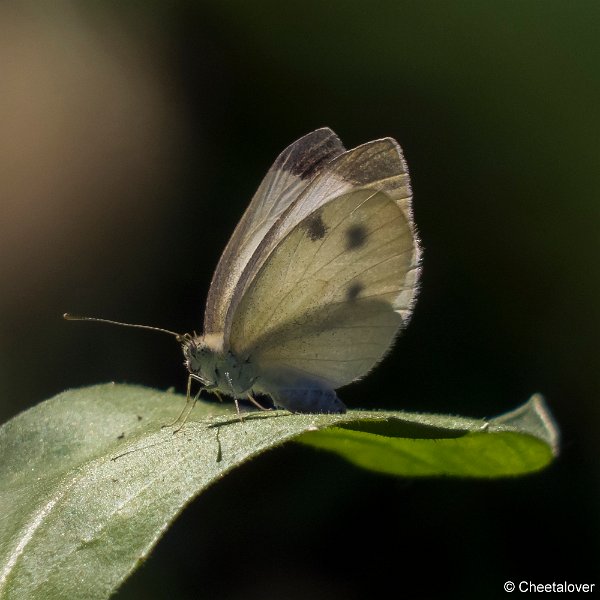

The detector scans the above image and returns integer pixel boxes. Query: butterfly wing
[221,137,414,339]
[228,187,420,411]
[203,128,345,335]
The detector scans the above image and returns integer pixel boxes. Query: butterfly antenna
[63,313,184,341]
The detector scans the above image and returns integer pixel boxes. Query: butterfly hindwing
[228,188,420,411]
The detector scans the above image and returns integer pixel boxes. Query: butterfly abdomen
[259,380,347,414]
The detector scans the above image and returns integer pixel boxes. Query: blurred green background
[1,1,597,598]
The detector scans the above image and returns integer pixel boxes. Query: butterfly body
[183,335,256,398]
[183,334,346,413]
[182,128,421,415]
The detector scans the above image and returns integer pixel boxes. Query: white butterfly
[67,128,421,416]
[186,128,421,414]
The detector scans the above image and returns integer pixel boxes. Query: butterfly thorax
[182,334,256,398]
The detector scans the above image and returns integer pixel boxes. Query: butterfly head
[182,334,221,388]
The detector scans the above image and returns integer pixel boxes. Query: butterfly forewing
[221,137,417,339]
[229,188,419,390]
[203,128,345,335]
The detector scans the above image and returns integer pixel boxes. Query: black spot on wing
[346,224,368,250]
[302,210,328,241]
[346,282,364,302]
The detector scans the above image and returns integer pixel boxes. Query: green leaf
[299,394,559,477]
[0,384,558,600]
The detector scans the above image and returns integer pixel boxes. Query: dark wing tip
[275,128,346,179]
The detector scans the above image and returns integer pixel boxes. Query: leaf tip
[491,393,560,457]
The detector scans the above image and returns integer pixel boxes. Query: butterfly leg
[233,397,243,421]
[246,393,272,411]
[163,374,201,432]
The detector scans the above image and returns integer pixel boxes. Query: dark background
[1,2,597,598]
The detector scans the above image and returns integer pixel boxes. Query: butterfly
[66,128,421,417]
